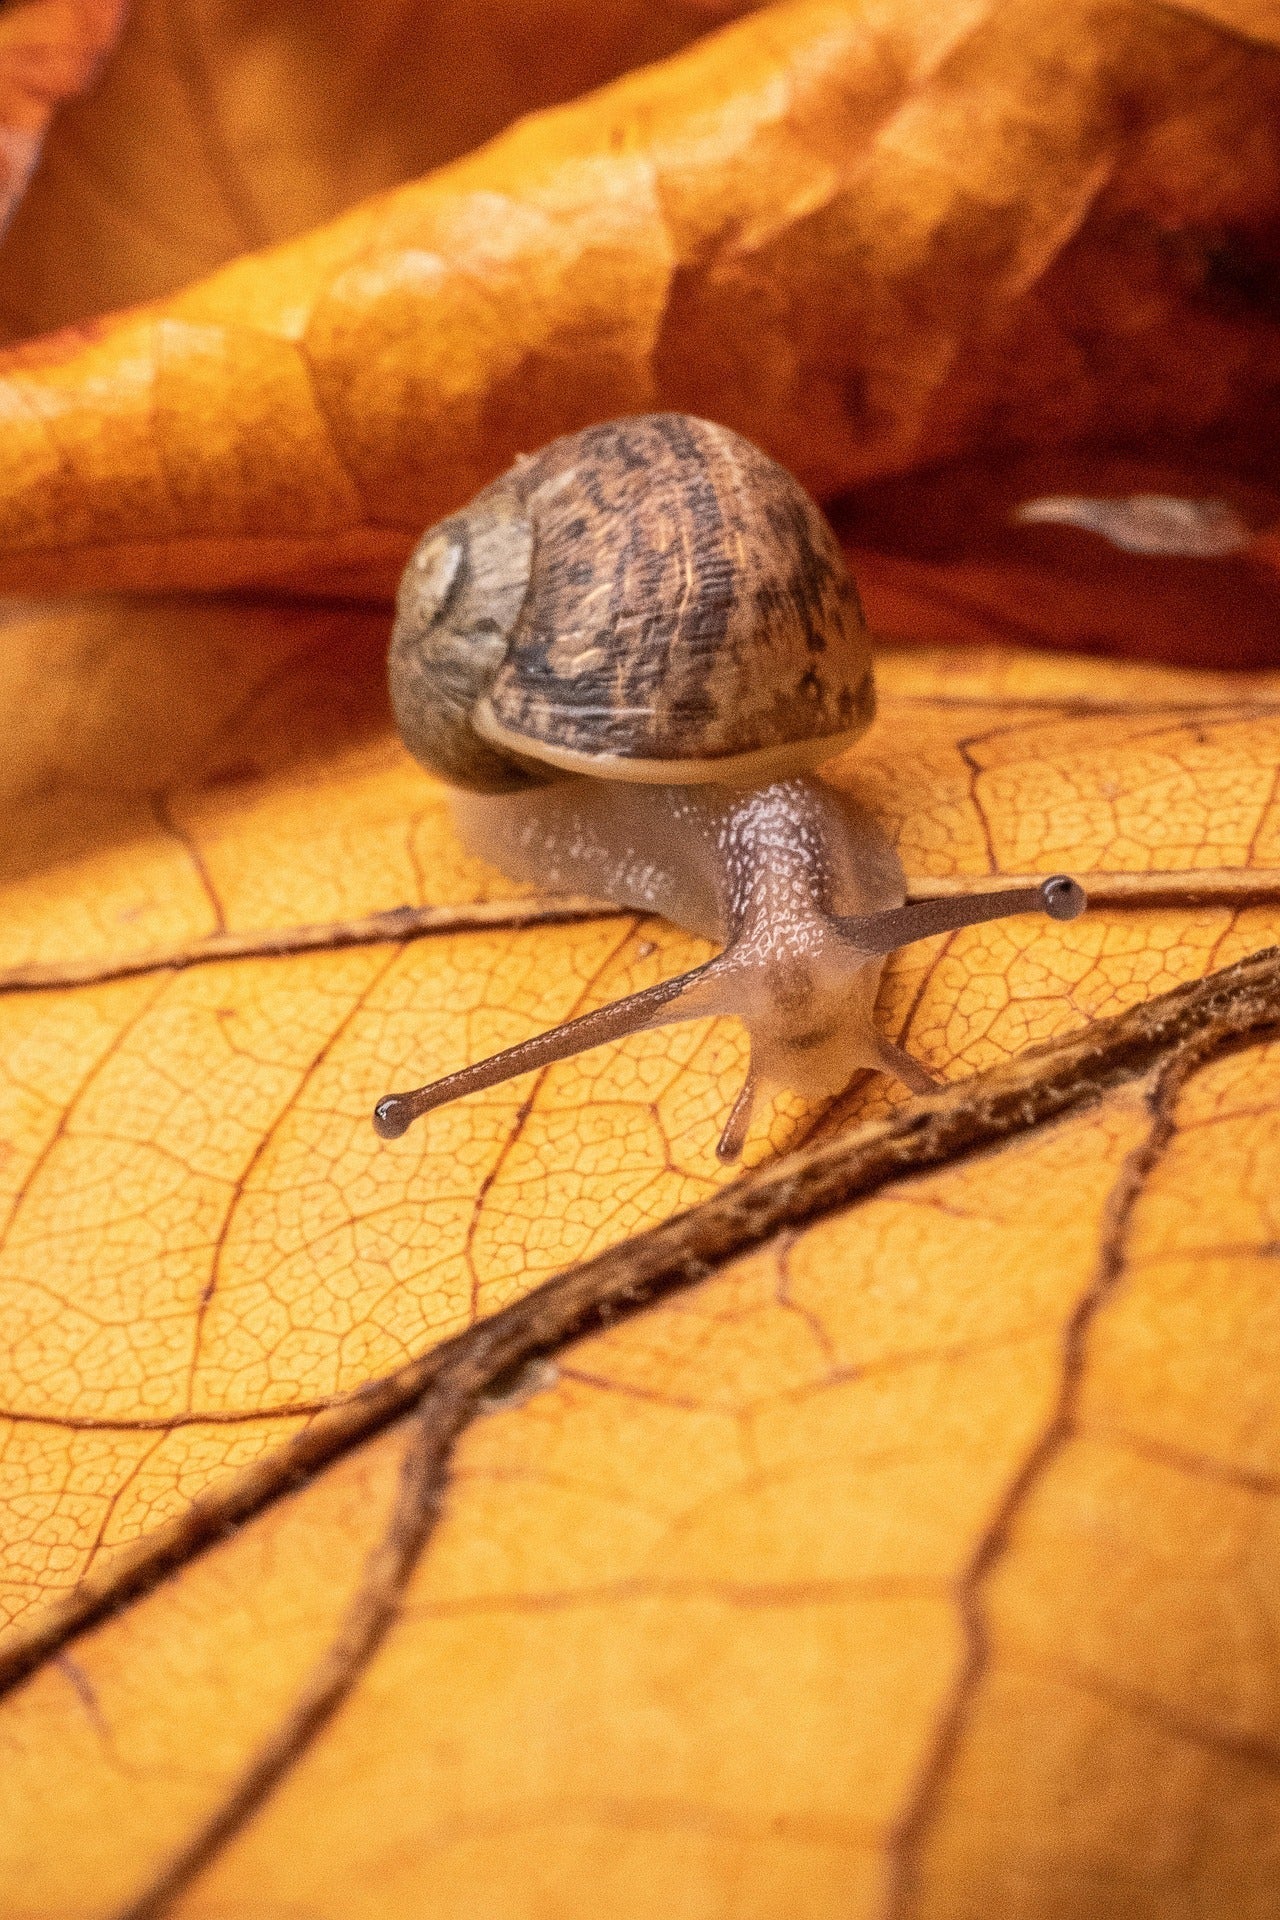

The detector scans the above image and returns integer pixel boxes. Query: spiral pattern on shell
[389,413,875,793]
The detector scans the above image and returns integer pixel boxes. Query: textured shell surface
[388,471,537,792]
[483,413,873,779]
[389,414,875,792]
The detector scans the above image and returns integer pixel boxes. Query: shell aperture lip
[471,667,876,785]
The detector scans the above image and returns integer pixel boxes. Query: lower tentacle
[715,1070,759,1162]
[373,955,724,1140]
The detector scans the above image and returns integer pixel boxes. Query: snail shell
[389,412,875,794]
[378,414,1091,1154]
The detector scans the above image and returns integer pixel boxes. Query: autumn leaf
[839,446,1280,670]
[0,0,1276,613]
[0,0,764,344]
[0,0,126,230]
[4,560,1280,1911]
[3,3,1280,1907]
[17,1011,1280,1920]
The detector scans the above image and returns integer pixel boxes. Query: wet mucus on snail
[377,414,1085,1161]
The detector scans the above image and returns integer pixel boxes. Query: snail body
[450,773,924,1157]
[379,414,1084,1157]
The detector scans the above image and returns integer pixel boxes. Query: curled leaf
[0,0,1277,599]
[0,0,764,340]
[0,0,126,229]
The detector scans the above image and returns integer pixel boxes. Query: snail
[375,414,1085,1160]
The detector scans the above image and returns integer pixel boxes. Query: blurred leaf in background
[0,0,127,231]
[0,0,762,337]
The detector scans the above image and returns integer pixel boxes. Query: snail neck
[449,771,914,1106]
[448,772,904,942]
[448,777,726,939]
[712,777,897,939]
[701,778,914,1103]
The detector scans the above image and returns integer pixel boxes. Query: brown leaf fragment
[0,0,126,230]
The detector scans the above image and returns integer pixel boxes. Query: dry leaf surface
[0,0,127,231]
[0,0,763,342]
[0,0,1277,607]
[3,581,1280,1913]
[6,985,1280,1917]
[3,0,1280,1907]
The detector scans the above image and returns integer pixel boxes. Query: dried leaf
[839,447,1280,668]
[0,0,126,230]
[3,4,1280,1894]
[1010,494,1252,557]
[3,570,1280,1912]
[107,1042,1280,1917]
[0,0,1277,609]
[0,0,763,342]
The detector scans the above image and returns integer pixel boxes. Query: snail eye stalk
[372,962,713,1141]
[373,876,1087,1143]
[834,875,1086,954]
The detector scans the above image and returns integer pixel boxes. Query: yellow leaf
[4,576,1280,1915]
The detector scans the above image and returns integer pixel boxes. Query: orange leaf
[0,0,126,228]
[4,577,1280,1911]
[0,0,1277,607]
[0,0,764,342]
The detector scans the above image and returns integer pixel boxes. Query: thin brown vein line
[0,1403,333,1432]
[150,792,227,937]
[0,895,616,992]
[111,1387,471,1920]
[4,869,1278,996]
[907,868,1280,910]
[876,692,1280,716]
[879,1019,1257,1916]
